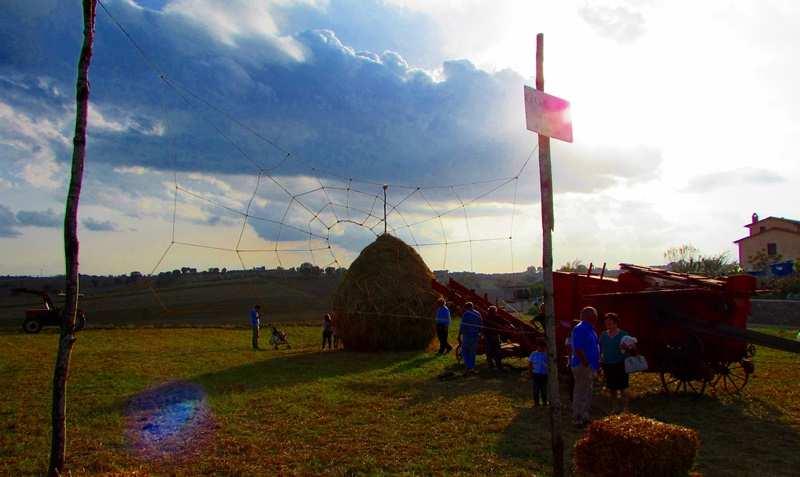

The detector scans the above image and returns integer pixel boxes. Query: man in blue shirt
[570,306,600,427]
[458,302,482,374]
[250,304,262,350]
[435,298,453,355]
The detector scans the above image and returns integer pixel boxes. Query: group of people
[434,298,505,375]
[567,306,636,426]
[252,301,636,427]
[434,299,637,427]
[249,305,339,351]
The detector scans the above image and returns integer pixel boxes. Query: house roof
[734,226,800,244]
[744,216,800,228]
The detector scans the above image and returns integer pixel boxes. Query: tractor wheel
[712,360,751,395]
[660,371,708,396]
[23,318,42,334]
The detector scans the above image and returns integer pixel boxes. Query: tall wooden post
[536,32,565,477]
[49,1,96,475]
[382,184,388,235]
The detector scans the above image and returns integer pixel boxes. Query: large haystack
[333,234,438,351]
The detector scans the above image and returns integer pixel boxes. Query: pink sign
[524,85,573,143]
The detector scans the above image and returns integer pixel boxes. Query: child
[528,338,549,406]
[322,314,333,350]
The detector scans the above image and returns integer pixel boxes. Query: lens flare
[126,381,214,459]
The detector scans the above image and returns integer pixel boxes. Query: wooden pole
[537,32,565,477]
[383,184,388,235]
[48,1,96,475]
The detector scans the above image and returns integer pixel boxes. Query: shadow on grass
[190,349,423,397]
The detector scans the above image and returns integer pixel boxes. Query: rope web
[97,1,537,317]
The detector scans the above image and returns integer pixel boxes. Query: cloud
[0,204,20,237]
[683,167,786,192]
[0,0,667,261]
[162,0,312,60]
[16,208,61,227]
[553,143,662,192]
[113,165,150,175]
[579,3,646,43]
[0,100,68,190]
[0,1,662,196]
[83,217,120,231]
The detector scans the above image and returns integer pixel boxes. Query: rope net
[96,1,537,317]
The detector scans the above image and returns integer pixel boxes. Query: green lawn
[1,326,798,476]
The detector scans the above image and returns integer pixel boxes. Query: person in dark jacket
[322,314,333,350]
[483,306,503,370]
[458,302,482,375]
[434,297,453,355]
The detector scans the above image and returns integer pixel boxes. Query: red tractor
[12,288,87,334]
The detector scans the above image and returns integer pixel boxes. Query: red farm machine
[11,288,87,334]
[434,264,800,396]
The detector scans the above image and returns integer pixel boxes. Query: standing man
[435,298,453,355]
[458,302,482,375]
[483,306,503,370]
[570,306,600,427]
[251,304,262,350]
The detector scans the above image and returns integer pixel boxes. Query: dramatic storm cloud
[1,0,797,275]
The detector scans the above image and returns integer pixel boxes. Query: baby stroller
[269,325,291,350]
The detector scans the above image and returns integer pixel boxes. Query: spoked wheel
[712,361,751,395]
[660,371,708,396]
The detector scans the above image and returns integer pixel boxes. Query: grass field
[1,326,798,476]
[0,276,340,329]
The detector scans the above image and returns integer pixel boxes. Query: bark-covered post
[536,33,565,477]
[48,1,97,475]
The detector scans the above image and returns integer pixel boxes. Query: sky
[0,0,798,276]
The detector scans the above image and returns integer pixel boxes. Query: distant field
[0,326,798,475]
[0,276,340,329]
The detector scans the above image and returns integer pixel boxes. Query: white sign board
[524,85,573,143]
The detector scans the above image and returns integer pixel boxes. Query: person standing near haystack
[322,313,334,350]
[459,302,482,375]
[250,304,262,350]
[484,306,503,370]
[435,298,453,355]
[571,306,600,427]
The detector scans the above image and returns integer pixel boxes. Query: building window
[767,243,778,256]
[759,226,766,233]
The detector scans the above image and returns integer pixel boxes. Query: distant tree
[558,259,587,273]
[529,281,545,300]
[664,244,700,266]
[748,249,784,272]
[665,244,740,277]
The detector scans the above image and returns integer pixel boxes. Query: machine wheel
[23,318,42,334]
[660,371,708,396]
[712,360,750,395]
[659,333,709,396]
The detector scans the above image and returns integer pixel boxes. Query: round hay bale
[573,413,700,477]
[332,234,438,351]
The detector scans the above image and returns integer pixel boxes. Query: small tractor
[11,288,87,334]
